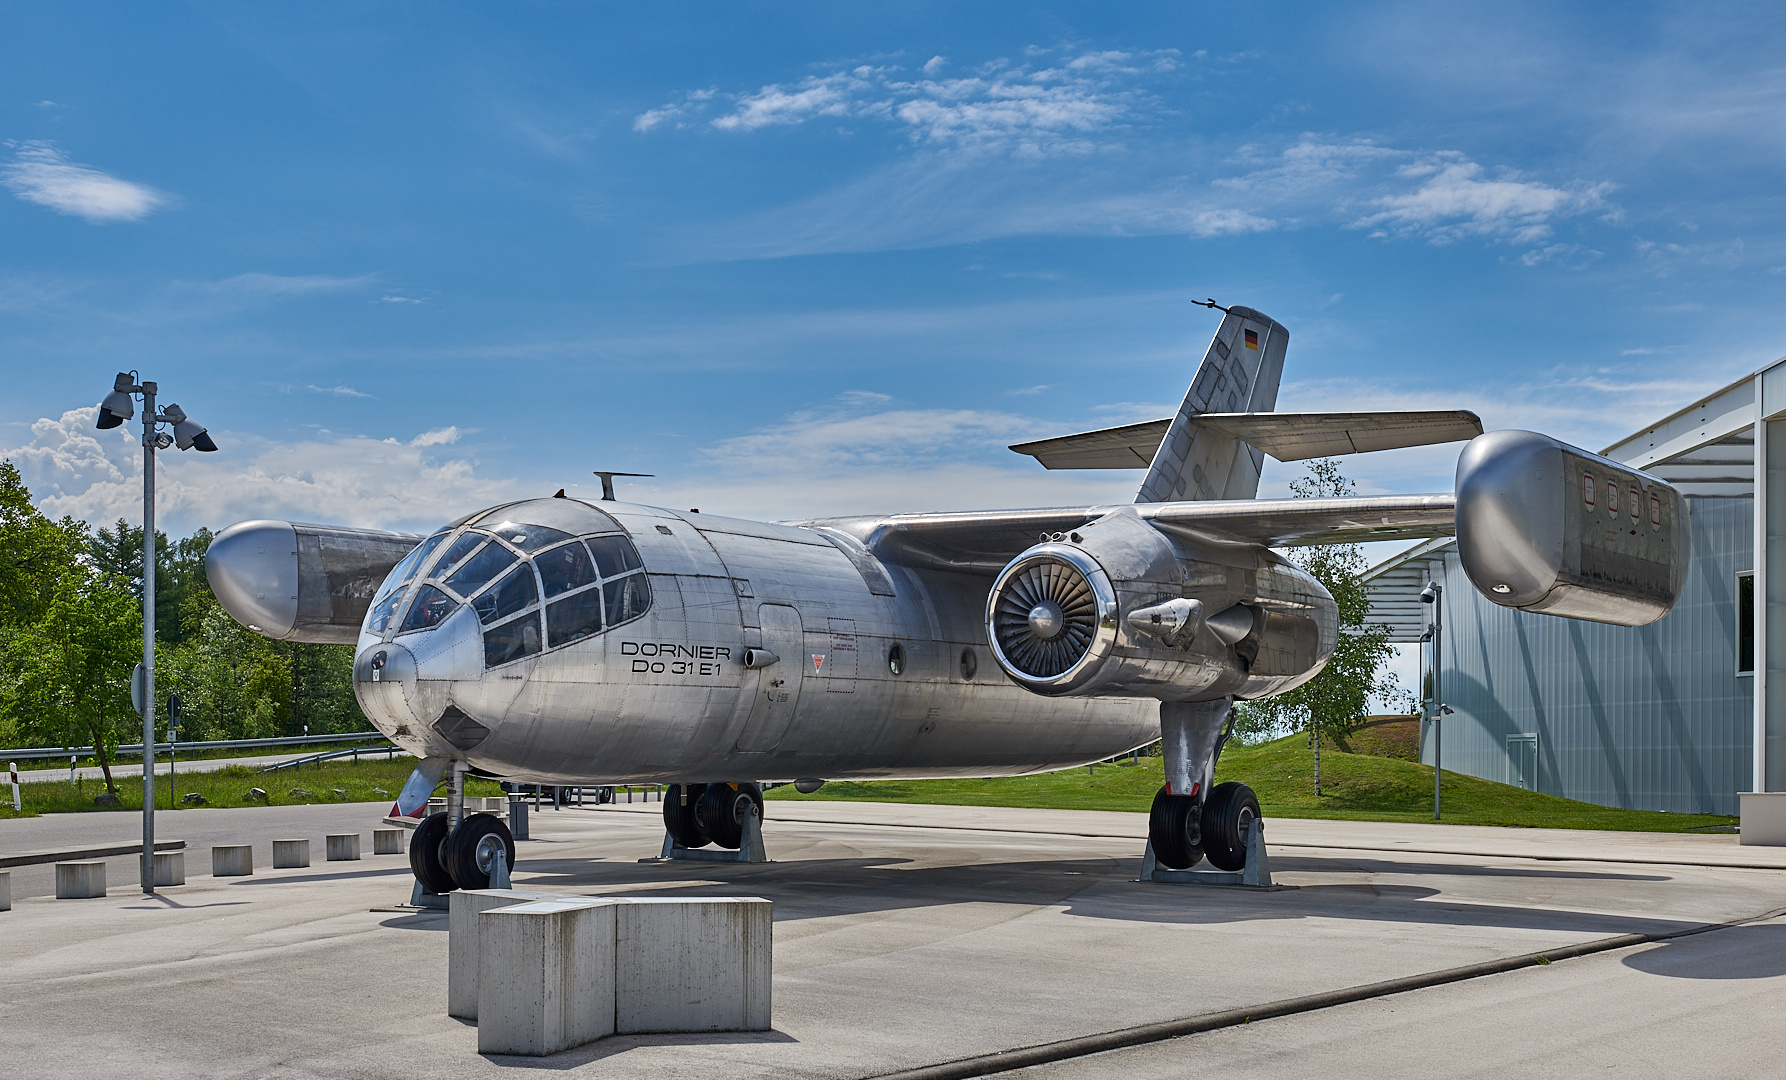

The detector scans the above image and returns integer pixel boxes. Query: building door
[1507,734,1539,791]
[735,603,804,752]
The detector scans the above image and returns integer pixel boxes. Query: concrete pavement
[1,800,1782,1078]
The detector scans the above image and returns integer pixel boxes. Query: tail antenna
[591,471,653,501]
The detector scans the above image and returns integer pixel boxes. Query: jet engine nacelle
[206,519,422,644]
[983,507,1336,699]
[1455,430,1688,626]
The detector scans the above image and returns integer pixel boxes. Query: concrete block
[0,870,10,911]
[153,851,185,887]
[1740,792,1786,845]
[615,897,772,1034]
[212,845,253,877]
[325,833,361,861]
[373,828,405,855]
[55,860,107,899]
[447,889,569,1019]
[477,899,618,1056]
[272,839,310,868]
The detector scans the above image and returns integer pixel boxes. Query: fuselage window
[484,612,542,667]
[547,588,604,647]
[587,535,643,579]
[447,540,518,599]
[604,571,651,627]
[483,521,575,553]
[474,563,539,624]
[400,584,457,634]
[538,541,597,598]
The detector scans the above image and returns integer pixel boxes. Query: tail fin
[1136,305,1288,503]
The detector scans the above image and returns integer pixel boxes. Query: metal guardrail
[260,744,407,772]
[1,732,387,762]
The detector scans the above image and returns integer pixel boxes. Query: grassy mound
[767,734,1737,833]
[0,758,505,818]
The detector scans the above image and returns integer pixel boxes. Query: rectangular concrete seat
[325,834,361,861]
[477,899,618,1056]
[272,839,310,869]
[0,869,10,911]
[448,889,569,1019]
[615,897,772,1034]
[56,860,106,899]
[212,845,253,877]
[373,828,404,855]
[153,851,185,887]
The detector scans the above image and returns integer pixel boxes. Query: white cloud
[639,49,1177,157]
[308,384,373,398]
[2,142,168,223]
[1353,155,1613,244]
[410,427,461,447]
[196,272,376,295]
[1186,208,1276,237]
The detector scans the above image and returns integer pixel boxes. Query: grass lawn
[767,734,1739,833]
[0,757,505,818]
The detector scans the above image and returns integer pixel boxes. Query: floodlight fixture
[163,403,218,452]
[97,372,137,429]
[1419,582,1441,604]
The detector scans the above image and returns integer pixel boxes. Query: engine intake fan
[986,545,1118,694]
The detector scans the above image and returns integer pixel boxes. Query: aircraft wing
[1010,410,1482,468]
[799,494,1456,574]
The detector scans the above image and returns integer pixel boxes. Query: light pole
[96,372,217,894]
[1419,581,1447,820]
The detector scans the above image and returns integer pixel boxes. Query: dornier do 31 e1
[202,303,1690,894]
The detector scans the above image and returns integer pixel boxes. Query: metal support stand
[406,879,451,910]
[644,803,771,864]
[489,845,511,890]
[1137,818,1287,890]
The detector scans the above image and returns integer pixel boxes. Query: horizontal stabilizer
[1011,410,1482,469]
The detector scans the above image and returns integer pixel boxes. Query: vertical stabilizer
[1136,306,1288,503]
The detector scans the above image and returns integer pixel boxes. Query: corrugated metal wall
[1423,496,1752,815]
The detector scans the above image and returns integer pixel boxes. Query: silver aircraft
[202,304,1689,894]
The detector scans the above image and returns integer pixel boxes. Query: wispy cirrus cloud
[1352,154,1614,244]
[637,49,1178,157]
[307,384,374,399]
[2,142,168,223]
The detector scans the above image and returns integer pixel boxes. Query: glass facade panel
[587,535,643,579]
[538,541,597,598]
[603,572,651,627]
[446,541,517,598]
[474,563,539,624]
[547,588,604,647]
[484,613,542,667]
[400,584,457,633]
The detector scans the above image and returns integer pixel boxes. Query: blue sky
[3,1,1784,541]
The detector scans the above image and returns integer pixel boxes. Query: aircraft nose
[356,642,417,687]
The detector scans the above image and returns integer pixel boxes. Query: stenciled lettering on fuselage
[620,640,733,676]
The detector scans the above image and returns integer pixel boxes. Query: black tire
[696,782,764,850]
[1148,784,1204,870]
[1202,781,1261,872]
[409,812,457,894]
[443,813,518,891]
[663,783,710,848]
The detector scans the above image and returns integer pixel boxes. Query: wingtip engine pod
[1454,429,1689,627]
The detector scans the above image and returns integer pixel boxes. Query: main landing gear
[658,782,770,863]
[1144,698,1270,883]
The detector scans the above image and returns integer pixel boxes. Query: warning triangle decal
[812,654,825,673]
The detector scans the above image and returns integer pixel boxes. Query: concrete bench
[448,888,568,1019]
[0,869,10,911]
[56,860,106,899]
[272,839,309,869]
[477,899,619,1056]
[326,834,361,861]
[373,828,405,855]
[212,845,253,877]
[615,897,772,1034]
[153,851,185,887]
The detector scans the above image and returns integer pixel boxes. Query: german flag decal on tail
[1244,328,1259,350]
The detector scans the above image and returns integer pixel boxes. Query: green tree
[1234,458,1407,793]
[20,572,143,795]
[88,520,215,647]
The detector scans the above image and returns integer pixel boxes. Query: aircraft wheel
[1148,784,1204,870]
[664,783,710,848]
[1201,781,1260,872]
[409,811,457,894]
[443,813,517,890]
[696,782,764,850]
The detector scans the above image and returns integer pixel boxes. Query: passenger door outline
[735,603,804,752]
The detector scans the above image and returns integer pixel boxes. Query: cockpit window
[484,612,541,667]
[446,541,517,599]
[586,535,643,578]
[366,588,405,636]
[399,584,457,633]
[433,532,485,581]
[604,572,651,626]
[546,589,602,646]
[538,541,597,598]
[474,563,539,624]
[483,521,574,553]
[374,531,447,604]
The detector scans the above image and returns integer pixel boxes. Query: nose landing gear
[409,811,519,895]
